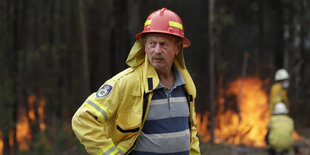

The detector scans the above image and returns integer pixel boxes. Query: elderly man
[72,8,200,155]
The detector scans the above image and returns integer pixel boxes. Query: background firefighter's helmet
[136,8,191,48]
[273,102,289,114]
[275,69,289,81]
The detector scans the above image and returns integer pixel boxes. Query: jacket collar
[143,54,159,93]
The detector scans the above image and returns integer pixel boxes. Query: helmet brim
[136,31,191,48]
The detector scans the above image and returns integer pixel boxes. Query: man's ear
[175,41,182,55]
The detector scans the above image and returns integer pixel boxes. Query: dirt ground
[64,127,310,155]
[200,142,270,155]
[199,127,310,155]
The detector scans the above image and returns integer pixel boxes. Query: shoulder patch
[96,84,113,98]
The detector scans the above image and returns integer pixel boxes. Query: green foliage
[215,8,235,33]
[0,78,15,135]
[23,132,51,155]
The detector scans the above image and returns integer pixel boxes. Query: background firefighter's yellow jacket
[267,114,294,152]
[72,39,201,155]
[269,82,289,111]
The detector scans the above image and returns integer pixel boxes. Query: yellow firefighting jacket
[267,114,294,152]
[72,39,201,155]
[269,82,289,111]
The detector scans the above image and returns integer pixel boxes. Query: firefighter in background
[71,8,201,155]
[266,102,294,155]
[269,69,290,112]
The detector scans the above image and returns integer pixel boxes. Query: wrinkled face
[144,33,181,72]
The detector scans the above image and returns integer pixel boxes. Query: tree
[79,0,90,95]
[209,0,216,144]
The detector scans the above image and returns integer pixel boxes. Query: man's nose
[154,44,162,54]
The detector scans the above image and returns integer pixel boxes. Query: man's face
[144,33,181,72]
[281,79,289,89]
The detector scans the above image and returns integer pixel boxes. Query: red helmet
[136,8,191,48]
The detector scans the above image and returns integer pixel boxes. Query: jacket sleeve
[269,83,290,111]
[269,84,281,111]
[190,106,201,155]
[72,81,123,155]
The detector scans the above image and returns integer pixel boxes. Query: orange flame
[28,95,36,122]
[16,94,46,151]
[197,77,270,146]
[293,131,300,141]
[27,94,46,130]
[196,113,210,142]
[0,131,3,155]
[16,115,32,150]
[0,93,46,154]
[38,98,46,131]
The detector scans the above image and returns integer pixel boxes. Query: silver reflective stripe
[134,130,190,153]
[86,100,108,121]
[140,129,190,139]
[117,147,125,155]
[102,145,117,155]
[170,97,187,103]
[151,98,168,105]
[151,97,187,105]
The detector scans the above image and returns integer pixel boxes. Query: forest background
[1,0,309,154]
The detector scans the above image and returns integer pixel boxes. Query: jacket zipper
[125,92,151,155]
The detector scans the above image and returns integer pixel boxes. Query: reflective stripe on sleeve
[117,145,127,155]
[84,100,110,121]
[98,143,118,155]
[169,21,183,30]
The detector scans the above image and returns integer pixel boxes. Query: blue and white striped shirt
[132,66,190,154]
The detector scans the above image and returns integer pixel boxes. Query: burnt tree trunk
[109,0,130,75]
[79,0,90,95]
[209,0,216,144]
